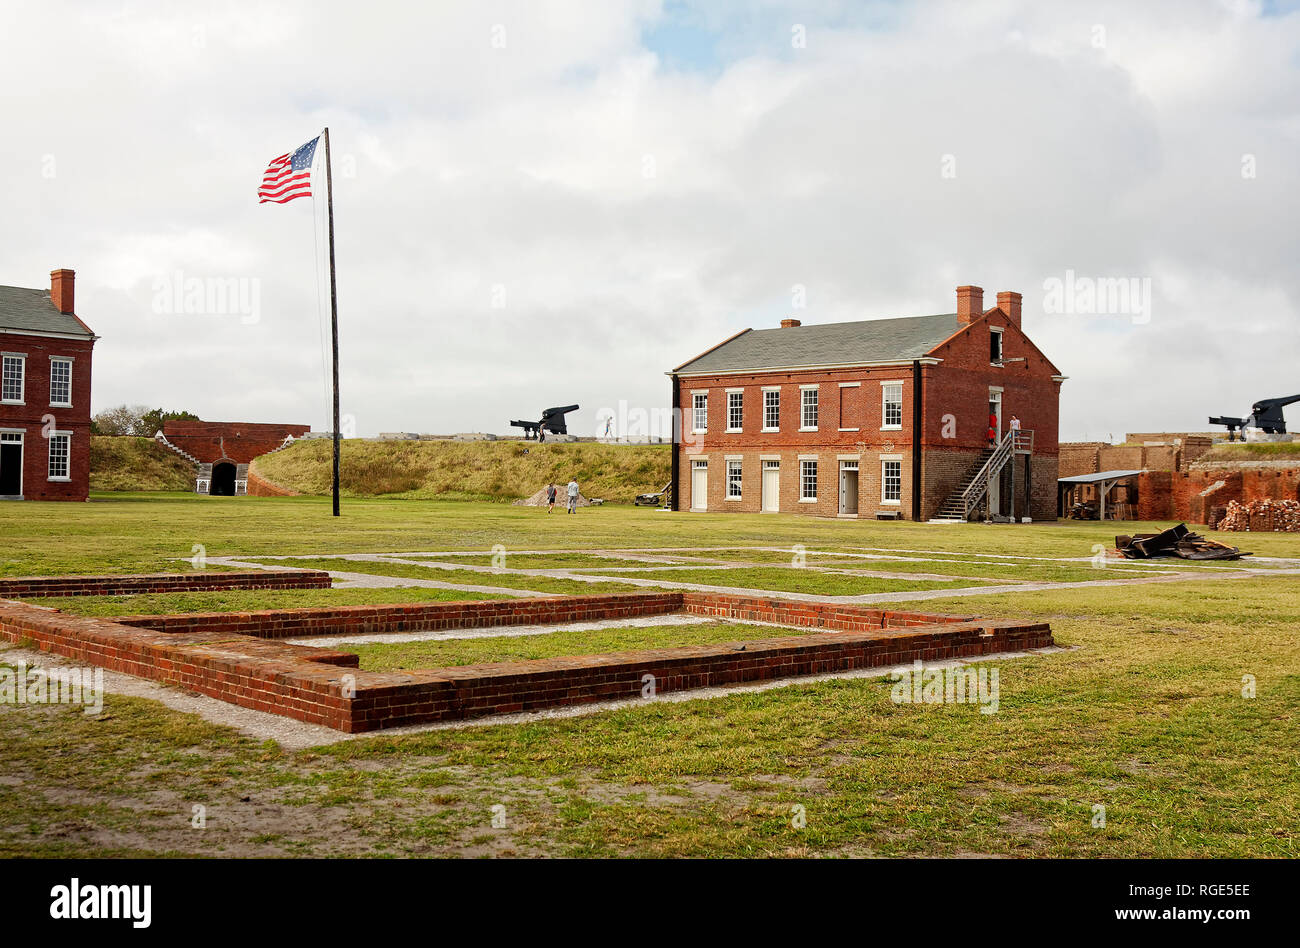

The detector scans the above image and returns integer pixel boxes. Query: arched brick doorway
[210,461,237,496]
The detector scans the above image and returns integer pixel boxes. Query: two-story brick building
[668,285,1064,521]
[0,270,97,501]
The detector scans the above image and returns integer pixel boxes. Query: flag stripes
[258,136,319,204]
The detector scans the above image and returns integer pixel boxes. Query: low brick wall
[118,592,685,639]
[680,592,973,630]
[0,600,360,727]
[345,619,1053,730]
[0,570,331,599]
[1,590,1054,733]
[246,469,300,497]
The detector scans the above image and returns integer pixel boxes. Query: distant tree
[91,404,146,436]
[92,405,200,437]
[138,408,200,437]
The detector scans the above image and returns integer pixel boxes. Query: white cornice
[669,357,943,378]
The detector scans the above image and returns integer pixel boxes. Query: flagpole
[323,127,341,517]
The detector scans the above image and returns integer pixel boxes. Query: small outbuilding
[1058,470,1145,521]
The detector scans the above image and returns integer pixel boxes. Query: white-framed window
[990,328,1004,365]
[726,459,742,499]
[882,459,902,504]
[881,382,903,429]
[47,432,71,481]
[692,392,708,433]
[727,391,743,432]
[801,387,819,430]
[800,459,818,501]
[1,354,25,404]
[49,357,72,407]
[763,388,780,431]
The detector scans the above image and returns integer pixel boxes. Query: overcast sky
[3,0,1297,442]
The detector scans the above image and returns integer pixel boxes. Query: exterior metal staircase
[933,429,1034,522]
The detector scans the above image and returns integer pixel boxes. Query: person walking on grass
[566,477,579,514]
[546,482,558,513]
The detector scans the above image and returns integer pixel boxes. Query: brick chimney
[780,318,802,328]
[956,285,983,324]
[50,269,75,315]
[997,291,1022,328]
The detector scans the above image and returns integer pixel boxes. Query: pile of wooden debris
[1216,498,1300,533]
[1115,523,1249,560]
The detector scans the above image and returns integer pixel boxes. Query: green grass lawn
[567,565,992,595]
[346,621,822,672]
[1,492,1298,858]
[246,556,645,597]
[29,586,511,618]
[408,552,665,569]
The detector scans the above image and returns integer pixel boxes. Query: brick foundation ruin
[1,573,1054,733]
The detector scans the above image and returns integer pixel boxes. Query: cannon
[1210,394,1300,441]
[510,405,579,441]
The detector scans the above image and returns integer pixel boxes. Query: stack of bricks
[1216,498,1300,532]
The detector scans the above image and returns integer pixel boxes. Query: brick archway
[210,460,237,496]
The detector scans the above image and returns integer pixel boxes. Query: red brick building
[668,285,1064,521]
[0,270,97,501]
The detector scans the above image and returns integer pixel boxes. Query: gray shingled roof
[675,312,962,374]
[0,285,95,338]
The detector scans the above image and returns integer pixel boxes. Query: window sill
[50,403,72,410]
[725,495,742,502]
[725,429,742,434]
[838,427,859,432]
[761,427,779,433]
[799,426,818,432]
[880,425,902,431]
[880,499,901,506]
[691,429,707,436]
[47,476,71,483]
[798,497,817,503]
[1,400,24,407]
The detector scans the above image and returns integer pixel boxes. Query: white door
[839,461,859,515]
[691,461,708,510]
[761,461,779,512]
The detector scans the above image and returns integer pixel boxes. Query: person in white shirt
[1009,414,1021,432]
[566,478,579,514]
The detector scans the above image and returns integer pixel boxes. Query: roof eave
[0,325,96,341]
[671,356,943,378]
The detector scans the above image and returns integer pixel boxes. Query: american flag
[258,136,319,204]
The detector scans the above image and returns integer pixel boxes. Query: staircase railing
[960,429,1034,519]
